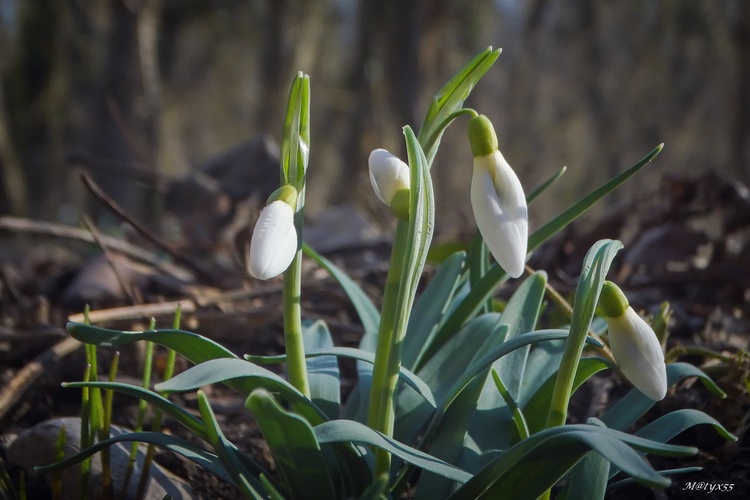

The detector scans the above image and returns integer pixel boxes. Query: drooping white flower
[368,149,410,207]
[601,281,668,401]
[468,115,528,279]
[248,187,298,280]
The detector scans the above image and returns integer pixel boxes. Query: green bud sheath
[390,188,411,220]
[468,115,498,157]
[267,184,298,210]
[600,281,630,318]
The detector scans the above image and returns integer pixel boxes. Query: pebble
[8,417,194,500]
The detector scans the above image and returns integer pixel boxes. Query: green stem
[545,241,621,429]
[546,311,589,428]
[283,249,310,398]
[367,218,410,480]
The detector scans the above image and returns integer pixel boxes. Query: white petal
[607,307,668,401]
[470,152,528,278]
[368,149,410,206]
[248,201,298,280]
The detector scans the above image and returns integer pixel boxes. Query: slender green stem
[100,352,119,500]
[367,218,410,480]
[545,241,620,429]
[121,319,156,498]
[137,309,181,498]
[283,249,310,398]
[80,365,91,500]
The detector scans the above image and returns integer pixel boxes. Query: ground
[0,170,748,499]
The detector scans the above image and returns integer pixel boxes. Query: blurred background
[1,0,748,242]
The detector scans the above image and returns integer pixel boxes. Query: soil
[0,170,748,499]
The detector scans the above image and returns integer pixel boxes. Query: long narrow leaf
[418,47,501,164]
[402,251,467,370]
[67,323,237,363]
[63,381,207,439]
[449,424,695,500]
[197,391,270,498]
[303,320,341,419]
[601,362,726,430]
[155,358,328,426]
[522,357,615,434]
[247,347,435,408]
[302,244,379,334]
[314,420,471,484]
[34,431,241,487]
[246,389,336,500]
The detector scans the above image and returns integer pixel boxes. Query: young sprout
[248,185,298,280]
[600,281,668,401]
[467,115,528,278]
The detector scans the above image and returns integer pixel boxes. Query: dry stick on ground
[83,215,141,305]
[0,216,194,283]
[0,336,81,422]
[79,171,217,285]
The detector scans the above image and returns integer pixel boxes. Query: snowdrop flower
[248,185,298,280]
[369,148,410,217]
[600,281,668,401]
[468,115,528,278]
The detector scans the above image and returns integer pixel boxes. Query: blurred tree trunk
[730,1,750,181]
[78,0,163,222]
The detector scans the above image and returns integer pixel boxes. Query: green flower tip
[467,115,498,157]
[267,184,298,209]
[600,281,630,318]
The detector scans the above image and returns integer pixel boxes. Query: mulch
[1,169,748,498]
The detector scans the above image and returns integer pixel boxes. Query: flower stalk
[366,130,434,481]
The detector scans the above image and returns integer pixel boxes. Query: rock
[8,417,194,500]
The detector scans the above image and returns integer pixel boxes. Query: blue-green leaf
[303,320,340,419]
[601,362,726,431]
[67,322,236,363]
[418,47,501,164]
[154,358,328,426]
[449,424,695,500]
[246,389,336,500]
[34,431,243,489]
[314,420,471,484]
[402,250,467,370]
[63,381,207,439]
[523,357,616,434]
[302,244,379,335]
[247,347,435,408]
[198,391,270,498]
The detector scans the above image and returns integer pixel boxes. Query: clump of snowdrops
[40,48,735,499]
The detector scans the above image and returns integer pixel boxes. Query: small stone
[8,417,194,500]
